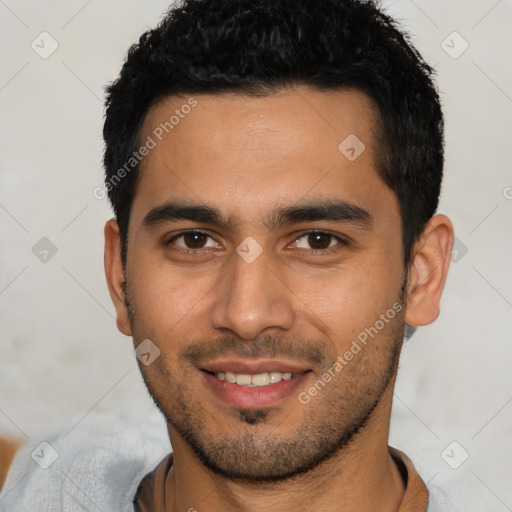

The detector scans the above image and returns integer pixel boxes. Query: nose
[210,247,295,340]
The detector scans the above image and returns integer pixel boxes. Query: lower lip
[202,370,310,409]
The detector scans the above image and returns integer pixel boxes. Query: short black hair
[103,0,444,265]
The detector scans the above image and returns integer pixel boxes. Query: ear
[405,214,454,327]
[104,218,132,336]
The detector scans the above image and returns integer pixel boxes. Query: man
[0,0,454,510]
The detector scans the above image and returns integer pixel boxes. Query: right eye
[167,230,220,251]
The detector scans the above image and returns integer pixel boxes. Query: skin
[104,87,453,512]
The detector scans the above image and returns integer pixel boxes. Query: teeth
[235,373,252,386]
[214,371,293,386]
[252,373,270,386]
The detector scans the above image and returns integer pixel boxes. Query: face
[116,88,408,481]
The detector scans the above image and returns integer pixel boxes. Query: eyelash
[166,230,348,256]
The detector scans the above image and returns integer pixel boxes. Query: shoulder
[0,412,170,512]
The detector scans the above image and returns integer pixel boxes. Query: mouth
[200,360,313,409]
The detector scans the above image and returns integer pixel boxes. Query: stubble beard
[126,281,406,483]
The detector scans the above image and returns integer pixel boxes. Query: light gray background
[1,1,511,509]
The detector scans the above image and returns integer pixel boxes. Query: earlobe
[404,214,454,327]
[104,218,132,336]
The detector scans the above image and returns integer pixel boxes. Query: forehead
[131,87,394,229]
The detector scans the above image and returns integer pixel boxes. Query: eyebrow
[142,199,373,231]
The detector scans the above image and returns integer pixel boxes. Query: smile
[200,363,312,409]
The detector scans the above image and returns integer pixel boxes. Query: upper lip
[200,359,311,375]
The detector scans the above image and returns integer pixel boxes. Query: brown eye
[183,232,208,248]
[170,231,217,250]
[294,231,343,252]
[308,233,332,250]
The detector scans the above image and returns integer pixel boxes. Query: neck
[164,383,404,512]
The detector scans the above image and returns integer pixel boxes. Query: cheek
[127,257,218,344]
[295,259,403,349]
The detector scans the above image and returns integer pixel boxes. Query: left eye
[294,232,342,251]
